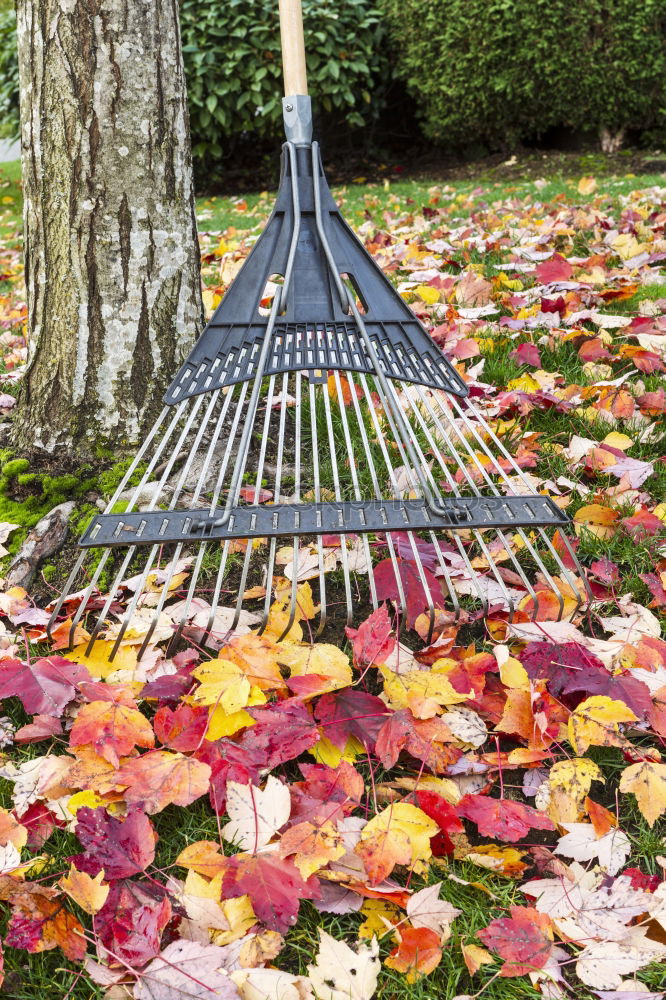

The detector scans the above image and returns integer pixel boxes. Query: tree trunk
[13,0,203,457]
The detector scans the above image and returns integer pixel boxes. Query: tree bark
[13,0,203,457]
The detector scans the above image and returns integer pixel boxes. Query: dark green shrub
[383,0,666,149]
[181,0,389,163]
[0,7,19,140]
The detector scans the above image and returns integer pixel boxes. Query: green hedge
[181,0,389,162]
[0,8,19,141]
[383,0,666,148]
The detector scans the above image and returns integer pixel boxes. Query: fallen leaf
[478,906,554,977]
[223,777,291,853]
[59,865,109,915]
[619,761,666,827]
[307,929,380,1000]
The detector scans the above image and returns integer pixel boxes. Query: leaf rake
[47,0,590,660]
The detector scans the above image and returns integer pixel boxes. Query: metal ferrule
[282,95,313,145]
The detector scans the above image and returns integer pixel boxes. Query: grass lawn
[0,155,665,1000]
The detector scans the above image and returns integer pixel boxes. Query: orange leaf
[385,926,442,982]
[115,751,211,814]
[69,700,155,766]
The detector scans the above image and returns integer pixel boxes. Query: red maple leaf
[375,710,461,773]
[314,689,389,750]
[154,703,209,751]
[345,604,396,668]
[74,806,158,879]
[415,790,465,855]
[373,557,445,628]
[478,906,554,976]
[509,342,541,367]
[219,853,320,933]
[0,656,90,715]
[535,253,573,283]
[561,668,652,718]
[94,880,172,968]
[238,700,319,770]
[457,795,554,842]
[520,641,606,697]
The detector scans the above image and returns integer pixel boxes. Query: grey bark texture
[13,0,203,457]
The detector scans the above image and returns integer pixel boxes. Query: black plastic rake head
[164,142,468,405]
[46,94,589,661]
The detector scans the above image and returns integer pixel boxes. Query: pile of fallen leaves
[0,173,665,999]
[0,598,665,998]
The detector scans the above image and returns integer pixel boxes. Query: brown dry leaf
[455,270,493,307]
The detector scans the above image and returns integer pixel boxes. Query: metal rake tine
[309,378,328,635]
[259,373,295,641]
[332,370,377,610]
[281,371,303,642]
[104,395,213,655]
[198,381,252,643]
[321,375,353,626]
[109,544,161,659]
[408,383,540,617]
[48,403,185,646]
[380,379,494,615]
[357,370,469,624]
[442,393,585,616]
[132,391,226,657]
[166,384,244,653]
[85,547,137,653]
[355,373,408,617]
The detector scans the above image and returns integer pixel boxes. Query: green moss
[0,455,97,563]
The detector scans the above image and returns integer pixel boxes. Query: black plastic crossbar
[80,495,568,548]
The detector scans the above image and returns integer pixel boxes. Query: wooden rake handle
[279,0,308,96]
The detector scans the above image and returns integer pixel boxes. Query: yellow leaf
[59,865,109,915]
[577,176,597,195]
[205,706,256,740]
[611,233,646,260]
[619,762,666,827]
[380,663,471,715]
[278,642,353,692]
[359,899,400,938]
[464,845,527,876]
[263,602,303,642]
[67,641,137,679]
[273,580,318,621]
[280,819,346,879]
[573,504,620,540]
[602,431,633,451]
[310,734,362,767]
[568,695,637,754]
[462,942,495,976]
[190,658,265,713]
[413,284,440,305]
[66,790,115,816]
[213,896,257,945]
[547,758,603,824]
[495,645,529,691]
[356,803,438,884]
[506,373,541,393]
